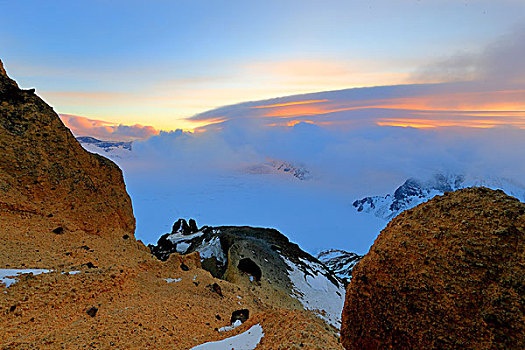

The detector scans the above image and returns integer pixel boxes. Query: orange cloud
[59,114,159,141]
[251,99,329,109]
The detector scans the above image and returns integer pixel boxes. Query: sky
[2,1,524,254]
[1,0,524,132]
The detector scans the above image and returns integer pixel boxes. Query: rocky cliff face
[341,187,525,349]
[0,60,135,267]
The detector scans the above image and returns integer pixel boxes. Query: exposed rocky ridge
[341,187,525,349]
[149,219,346,328]
[317,249,362,286]
[353,173,525,220]
[0,60,344,349]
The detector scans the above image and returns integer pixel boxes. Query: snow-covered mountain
[244,158,311,180]
[77,136,133,158]
[317,249,363,286]
[149,219,345,328]
[353,174,525,220]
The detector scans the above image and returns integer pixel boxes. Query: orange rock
[341,187,525,349]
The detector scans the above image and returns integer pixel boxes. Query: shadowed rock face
[0,60,135,267]
[341,187,525,349]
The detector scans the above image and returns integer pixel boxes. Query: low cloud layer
[120,117,525,255]
[60,114,158,141]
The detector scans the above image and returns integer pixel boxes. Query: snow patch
[167,231,204,244]
[61,271,82,275]
[190,324,264,350]
[218,319,242,332]
[196,236,226,264]
[164,278,182,283]
[176,242,191,254]
[0,269,52,288]
[282,257,345,328]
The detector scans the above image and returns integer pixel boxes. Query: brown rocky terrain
[341,187,525,349]
[0,60,343,349]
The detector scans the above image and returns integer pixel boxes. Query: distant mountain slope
[353,174,525,220]
[77,136,132,151]
[244,158,311,180]
[317,249,363,286]
[77,136,133,159]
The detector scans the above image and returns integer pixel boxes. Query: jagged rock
[150,219,346,328]
[341,187,525,349]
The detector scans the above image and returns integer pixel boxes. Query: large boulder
[341,187,525,349]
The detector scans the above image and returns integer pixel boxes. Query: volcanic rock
[341,187,525,349]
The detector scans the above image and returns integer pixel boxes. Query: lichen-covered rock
[341,187,525,349]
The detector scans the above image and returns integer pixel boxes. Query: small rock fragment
[86,307,98,317]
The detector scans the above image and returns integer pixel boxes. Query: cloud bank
[60,114,158,141]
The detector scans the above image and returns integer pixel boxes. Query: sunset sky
[1,0,524,134]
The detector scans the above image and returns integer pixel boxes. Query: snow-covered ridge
[244,158,311,180]
[317,249,362,285]
[282,256,345,328]
[353,173,525,220]
[77,136,133,159]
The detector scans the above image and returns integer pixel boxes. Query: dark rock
[52,227,64,235]
[210,283,223,297]
[122,234,129,240]
[188,219,198,233]
[83,262,97,269]
[86,307,98,317]
[231,309,249,324]
[215,314,221,320]
[180,263,189,271]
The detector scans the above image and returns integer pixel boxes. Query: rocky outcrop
[341,187,525,349]
[150,219,346,328]
[0,59,135,267]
